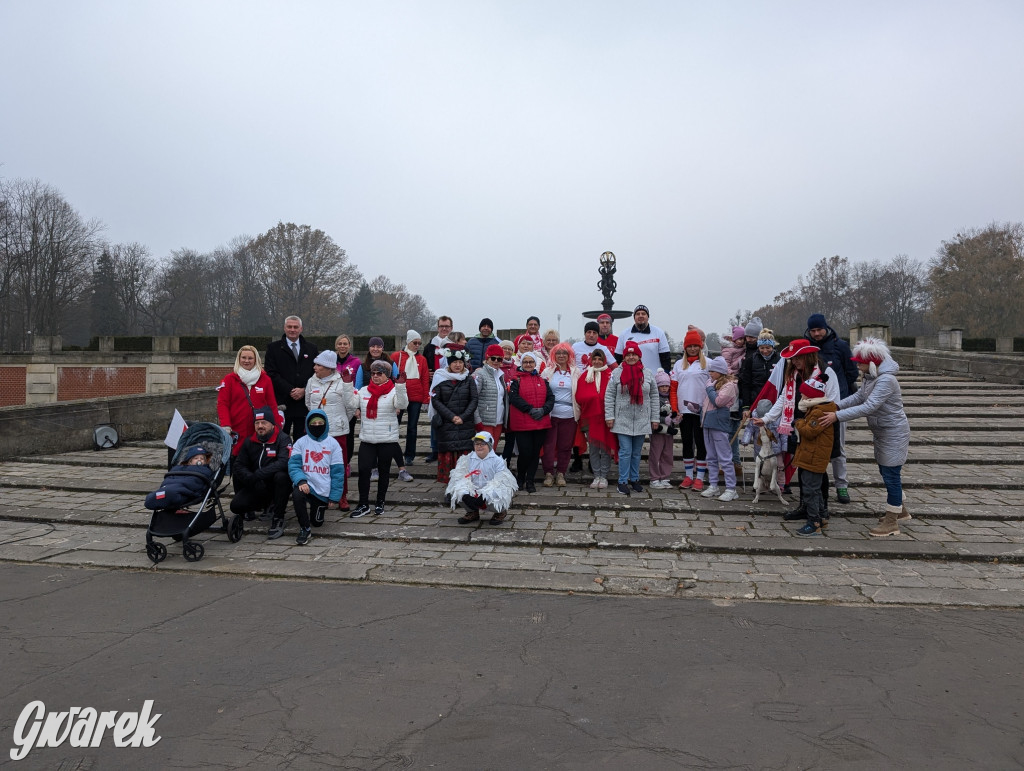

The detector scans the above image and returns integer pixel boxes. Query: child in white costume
[446,431,518,525]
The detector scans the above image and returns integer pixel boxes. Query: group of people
[203,307,910,544]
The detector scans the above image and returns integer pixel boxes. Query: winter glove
[340,368,354,384]
[396,372,408,385]
[529,407,546,420]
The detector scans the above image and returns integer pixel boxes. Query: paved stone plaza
[1,371,1022,607]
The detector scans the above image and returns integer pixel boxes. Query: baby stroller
[145,422,240,563]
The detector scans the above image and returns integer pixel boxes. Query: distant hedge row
[65,335,405,353]
[60,335,1024,354]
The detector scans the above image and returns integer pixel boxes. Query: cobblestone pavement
[1,370,1022,607]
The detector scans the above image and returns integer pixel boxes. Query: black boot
[783,504,807,521]
[569,449,583,473]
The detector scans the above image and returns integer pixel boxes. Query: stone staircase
[0,370,1022,605]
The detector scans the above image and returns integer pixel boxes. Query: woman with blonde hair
[334,333,362,467]
[542,329,560,358]
[217,345,282,456]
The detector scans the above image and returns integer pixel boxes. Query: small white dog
[752,423,787,505]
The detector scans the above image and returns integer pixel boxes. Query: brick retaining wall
[58,366,148,400]
[178,366,232,389]
[0,367,27,407]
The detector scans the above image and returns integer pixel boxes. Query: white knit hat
[313,350,337,369]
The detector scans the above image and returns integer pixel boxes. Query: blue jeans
[878,464,903,506]
[616,434,644,484]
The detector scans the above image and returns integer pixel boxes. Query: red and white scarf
[778,364,820,436]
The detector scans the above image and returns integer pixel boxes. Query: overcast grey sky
[3,1,1022,340]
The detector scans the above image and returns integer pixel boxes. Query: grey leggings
[589,442,613,479]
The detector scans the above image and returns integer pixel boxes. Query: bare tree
[0,179,102,347]
[145,249,211,335]
[797,255,852,331]
[247,222,362,332]
[881,254,929,334]
[368,275,435,335]
[108,242,155,335]
[206,246,240,335]
[928,222,1023,336]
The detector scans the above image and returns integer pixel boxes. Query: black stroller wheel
[183,542,205,562]
[146,542,167,564]
[227,515,244,543]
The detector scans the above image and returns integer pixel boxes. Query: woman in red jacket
[217,345,282,455]
[507,352,554,493]
[391,330,431,465]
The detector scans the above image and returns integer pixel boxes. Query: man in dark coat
[265,315,318,439]
[465,317,501,370]
[230,410,293,532]
[805,312,858,504]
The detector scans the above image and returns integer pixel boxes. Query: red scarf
[365,379,394,420]
[619,361,645,405]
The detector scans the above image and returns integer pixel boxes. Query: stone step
[2,460,1020,497]
[16,439,1024,468]
[1,502,1022,566]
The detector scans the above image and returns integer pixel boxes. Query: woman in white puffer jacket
[352,360,410,518]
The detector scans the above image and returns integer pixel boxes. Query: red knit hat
[485,344,504,359]
[799,378,826,399]
[683,330,702,349]
[623,341,642,358]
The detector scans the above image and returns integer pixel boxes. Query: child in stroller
[145,422,236,564]
[145,446,215,511]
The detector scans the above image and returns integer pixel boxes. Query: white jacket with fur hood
[305,373,358,436]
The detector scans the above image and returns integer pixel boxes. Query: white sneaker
[370,469,379,482]
[589,478,601,489]
[654,480,670,489]
[700,485,721,498]
[718,488,739,502]
[398,469,414,482]
[597,478,608,489]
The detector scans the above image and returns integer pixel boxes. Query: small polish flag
[164,410,188,449]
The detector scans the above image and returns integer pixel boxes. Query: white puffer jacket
[671,359,709,415]
[357,383,410,444]
[305,373,358,436]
